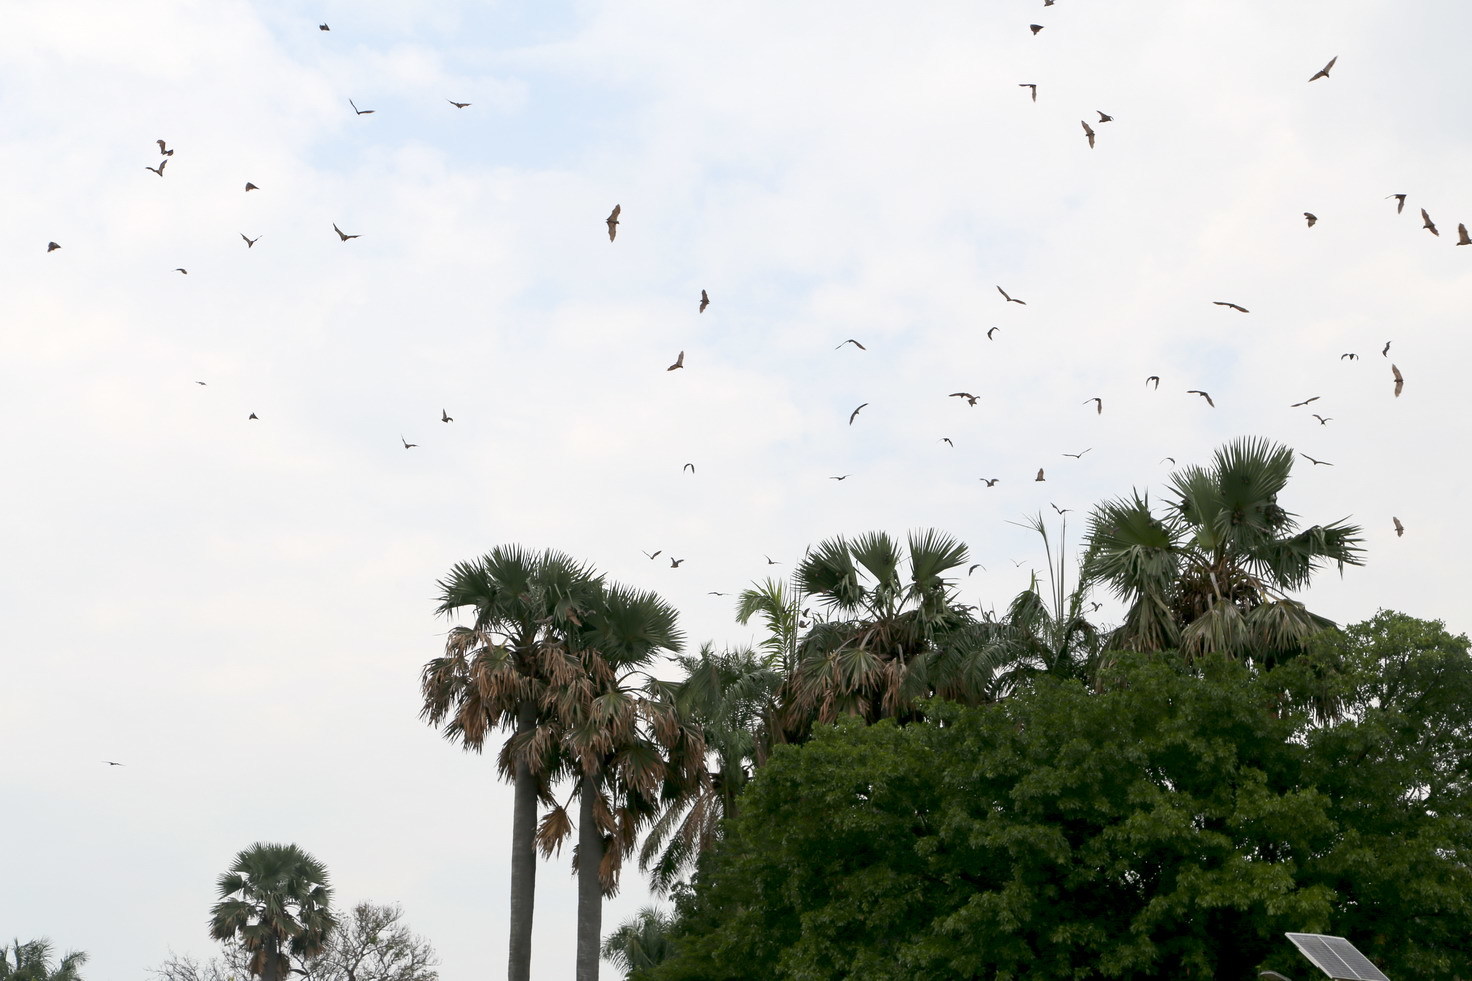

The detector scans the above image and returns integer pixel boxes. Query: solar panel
[1285,933,1391,981]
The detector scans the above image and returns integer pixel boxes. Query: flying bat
[670,558,684,568]
[1035,469,1046,481]
[1145,375,1160,388]
[1081,119,1095,149]
[683,463,695,473]
[836,339,866,350]
[145,159,168,176]
[830,474,852,481]
[441,409,453,423]
[448,100,471,108]
[699,289,709,313]
[248,412,259,420]
[175,268,187,274]
[1308,56,1338,81]
[1312,414,1331,425]
[319,23,329,31]
[949,392,979,406]
[1391,363,1404,397]
[1387,193,1406,214]
[1300,453,1333,466]
[1421,208,1438,236]
[606,204,621,241]
[1213,301,1248,313]
[1382,341,1391,357]
[1063,448,1091,459]
[997,286,1026,304]
[765,555,780,565]
[156,140,174,156]
[333,223,360,241]
[1096,110,1113,122]
[667,351,685,371]
[940,437,954,447]
[1458,223,1471,246]
[1019,83,1037,101]
[1187,390,1215,407]
[987,327,1000,339]
[350,99,374,115]
[642,550,662,560]
[1393,517,1404,537]
[1083,397,1102,414]
[980,478,999,487]
[103,760,125,766]
[1030,24,1043,35]
[401,435,418,448]
[849,402,868,424]
[1304,212,1317,227]
[1340,353,1358,360]
[47,241,61,252]
[244,182,258,191]
[241,234,260,248]
[1290,396,1320,407]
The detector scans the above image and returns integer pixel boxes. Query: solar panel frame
[1285,933,1391,981]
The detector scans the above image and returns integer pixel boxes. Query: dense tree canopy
[641,614,1472,980]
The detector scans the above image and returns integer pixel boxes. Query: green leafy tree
[782,528,1002,738]
[419,546,602,981]
[1083,437,1364,664]
[0,940,87,981]
[1277,611,1472,976]
[208,843,336,981]
[647,620,1472,980]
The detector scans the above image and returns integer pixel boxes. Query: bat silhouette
[1308,55,1338,82]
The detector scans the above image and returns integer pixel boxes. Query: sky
[3,0,1472,978]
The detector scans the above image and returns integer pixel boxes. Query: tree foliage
[157,902,436,981]
[0,940,87,981]
[645,616,1472,980]
[782,528,1004,738]
[208,842,336,981]
[1083,437,1364,663]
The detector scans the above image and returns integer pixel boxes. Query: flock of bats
[62,16,1448,744]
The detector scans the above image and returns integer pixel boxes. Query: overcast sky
[4,0,1471,978]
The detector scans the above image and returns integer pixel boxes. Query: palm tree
[782,528,1003,738]
[419,546,603,981]
[600,906,676,978]
[532,582,701,981]
[208,842,336,981]
[1083,437,1365,664]
[734,578,801,676]
[0,939,87,981]
[993,514,1103,693]
[638,643,783,894]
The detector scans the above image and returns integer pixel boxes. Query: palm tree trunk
[508,699,539,981]
[575,776,605,981]
[261,934,281,981]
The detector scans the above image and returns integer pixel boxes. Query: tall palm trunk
[262,934,281,981]
[575,776,605,981]
[508,699,539,981]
